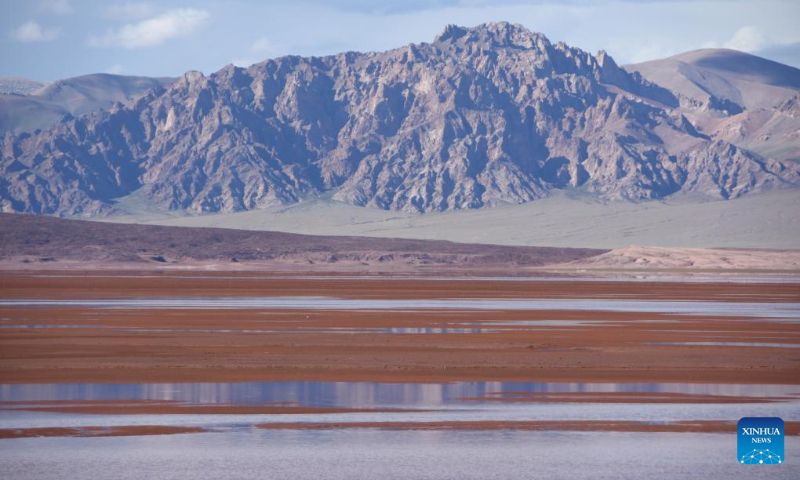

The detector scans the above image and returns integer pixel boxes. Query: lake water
[2,291,798,478]
[2,381,799,479]
[1,428,798,479]
[1,380,798,432]
[1,297,799,317]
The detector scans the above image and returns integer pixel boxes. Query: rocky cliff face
[1,22,798,216]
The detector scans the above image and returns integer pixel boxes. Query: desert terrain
[109,190,800,250]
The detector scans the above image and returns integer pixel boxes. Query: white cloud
[723,25,767,52]
[12,21,59,42]
[625,43,673,64]
[106,64,124,74]
[40,0,72,15]
[105,2,156,21]
[88,8,209,49]
[233,37,279,67]
[250,37,275,56]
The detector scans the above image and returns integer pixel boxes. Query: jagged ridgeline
[1,22,798,216]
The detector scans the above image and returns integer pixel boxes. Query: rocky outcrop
[1,22,798,216]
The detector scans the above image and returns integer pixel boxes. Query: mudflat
[0,271,798,386]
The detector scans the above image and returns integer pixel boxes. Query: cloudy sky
[2,0,799,81]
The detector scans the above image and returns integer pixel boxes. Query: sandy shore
[566,246,800,270]
[1,272,798,386]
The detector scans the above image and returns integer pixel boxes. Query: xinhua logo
[738,417,784,465]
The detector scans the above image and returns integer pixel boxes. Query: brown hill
[0,212,604,270]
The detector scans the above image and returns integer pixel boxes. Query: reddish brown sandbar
[458,392,792,404]
[1,272,797,303]
[1,309,797,385]
[10,405,428,415]
[257,420,800,434]
[1,273,798,386]
[0,425,207,439]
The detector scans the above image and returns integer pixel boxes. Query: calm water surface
[1,430,798,480]
[2,298,799,319]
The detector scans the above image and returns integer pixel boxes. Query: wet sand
[0,272,798,386]
[1,271,797,302]
[0,426,208,439]
[257,420,800,434]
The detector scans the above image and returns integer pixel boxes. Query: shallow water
[4,380,797,406]
[1,430,797,480]
[0,320,681,334]
[652,341,800,349]
[2,381,798,479]
[2,290,798,478]
[2,380,798,432]
[2,297,799,319]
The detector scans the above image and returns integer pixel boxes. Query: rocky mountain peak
[1,24,798,216]
[435,22,549,51]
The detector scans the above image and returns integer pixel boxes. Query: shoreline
[0,426,208,439]
[256,420,800,434]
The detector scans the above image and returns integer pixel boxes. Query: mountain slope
[710,93,800,162]
[114,189,800,250]
[625,50,800,162]
[0,77,47,95]
[624,48,800,112]
[0,74,175,134]
[1,23,798,217]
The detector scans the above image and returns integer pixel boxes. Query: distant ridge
[1,23,798,217]
[0,77,47,95]
[626,49,800,162]
[0,73,176,134]
[624,48,800,111]
[0,212,604,269]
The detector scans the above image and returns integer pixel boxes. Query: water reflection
[2,381,797,408]
[2,298,798,319]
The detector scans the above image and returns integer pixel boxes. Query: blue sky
[2,0,799,81]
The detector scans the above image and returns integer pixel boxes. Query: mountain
[625,49,800,162]
[1,22,798,217]
[0,74,175,134]
[624,48,800,112]
[0,77,47,95]
[710,93,800,162]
